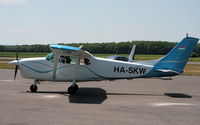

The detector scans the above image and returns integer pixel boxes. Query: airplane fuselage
[18,56,158,82]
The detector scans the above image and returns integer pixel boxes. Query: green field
[0,63,15,69]
[182,64,200,76]
[0,52,48,58]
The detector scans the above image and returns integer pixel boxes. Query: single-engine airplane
[9,36,199,95]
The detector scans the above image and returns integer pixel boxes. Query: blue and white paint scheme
[9,36,199,95]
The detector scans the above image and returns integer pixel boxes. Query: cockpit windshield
[45,52,76,64]
[45,52,55,62]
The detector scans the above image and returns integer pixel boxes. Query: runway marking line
[41,95,60,99]
[150,102,197,107]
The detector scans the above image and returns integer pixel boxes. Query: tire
[68,85,78,95]
[30,84,38,92]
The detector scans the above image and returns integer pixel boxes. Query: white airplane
[10,36,199,95]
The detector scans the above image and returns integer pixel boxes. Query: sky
[0,0,200,45]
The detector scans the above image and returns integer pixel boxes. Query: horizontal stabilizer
[156,69,181,75]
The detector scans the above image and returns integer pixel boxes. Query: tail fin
[128,45,136,62]
[155,36,199,73]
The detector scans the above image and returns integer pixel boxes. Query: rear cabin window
[59,55,77,64]
[80,58,90,65]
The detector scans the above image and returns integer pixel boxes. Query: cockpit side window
[45,52,55,62]
[84,58,90,65]
[59,56,71,64]
[80,58,91,65]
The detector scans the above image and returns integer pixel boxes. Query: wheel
[74,84,78,91]
[30,84,38,92]
[68,85,78,95]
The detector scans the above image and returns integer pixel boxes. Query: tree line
[0,41,200,56]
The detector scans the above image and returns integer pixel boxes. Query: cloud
[0,0,27,4]
[10,28,25,32]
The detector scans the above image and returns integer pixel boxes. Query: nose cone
[9,60,19,65]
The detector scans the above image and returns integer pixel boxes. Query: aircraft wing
[50,45,92,57]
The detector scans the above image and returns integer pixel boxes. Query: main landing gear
[30,80,40,92]
[68,80,79,95]
[29,79,79,95]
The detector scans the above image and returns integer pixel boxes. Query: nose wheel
[30,80,40,92]
[68,80,79,95]
[30,84,38,92]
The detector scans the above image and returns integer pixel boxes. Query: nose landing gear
[68,80,79,95]
[30,80,40,92]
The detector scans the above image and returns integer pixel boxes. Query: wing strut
[53,52,59,79]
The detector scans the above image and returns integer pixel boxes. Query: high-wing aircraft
[9,36,199,95]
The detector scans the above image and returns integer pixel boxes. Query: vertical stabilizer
[128,45,136,62]
[155,36,199,73]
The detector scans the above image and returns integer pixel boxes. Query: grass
[0,63,15,69]
[0,52,48,58]
[188,57,200,62]
[182,64,200,76]
[0,59,13,61]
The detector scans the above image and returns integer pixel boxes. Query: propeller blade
[14,50,19,80]
[14,65,18,80]
[53,52,59,79]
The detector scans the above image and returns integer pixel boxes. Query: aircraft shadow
[107,92,164,96]
[164,93,192,98]
[27,90,193,104]
[27,89,107,104]
[107,92,193,98]
[68,87,107,104]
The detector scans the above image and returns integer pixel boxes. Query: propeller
[14,51,19,80]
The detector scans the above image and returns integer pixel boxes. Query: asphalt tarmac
[0,69,200,125]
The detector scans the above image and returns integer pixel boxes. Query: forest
[0,40,200,56]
